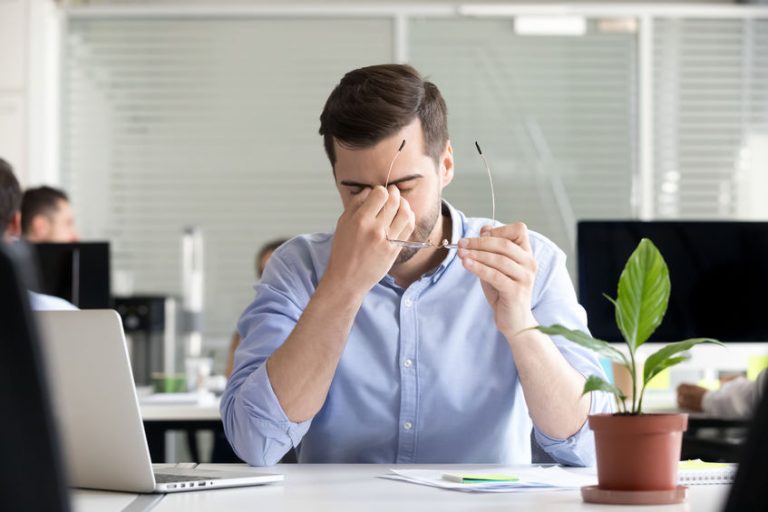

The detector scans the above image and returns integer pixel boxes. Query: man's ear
[28,215,51,240]
[6,211,21,239]
[439,140,454,189]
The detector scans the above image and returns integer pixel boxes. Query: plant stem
[628,350,638,414]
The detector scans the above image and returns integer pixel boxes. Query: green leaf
[644,356,689,386]
[643,338,724,385]
[582,375,626,401]
[615,238,671,350]
[533,325,629,366]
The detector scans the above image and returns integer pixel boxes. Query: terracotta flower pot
[589,413,688,491]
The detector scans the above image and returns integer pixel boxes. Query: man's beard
[393,196,442,266]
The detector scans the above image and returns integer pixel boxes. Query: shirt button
[403,359,413,368]
[403,421,413,431]
[403,298,413,308]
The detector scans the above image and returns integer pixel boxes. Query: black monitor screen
[32,242,111,309]
[578,221,768,342]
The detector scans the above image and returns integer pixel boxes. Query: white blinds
[653,18,768,219]
[63,18,393,337]
[62,10,768,339]
[409,17,638,259]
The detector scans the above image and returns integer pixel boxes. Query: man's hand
[457,223,538,337]
[324,185,415,295]
[677,383,707,412]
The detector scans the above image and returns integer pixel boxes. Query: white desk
[74,464,732,512]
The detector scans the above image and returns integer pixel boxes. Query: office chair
[0,243,70,511]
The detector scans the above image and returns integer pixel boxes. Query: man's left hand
[457,223,538,337]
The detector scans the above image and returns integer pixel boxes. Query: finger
[389,197,415,241]
[376,185,401,225]
[459,247,529,283]
[355,186,389,218]
[461,254,514,292]
[459,235,531,266]
[484,222,532,253]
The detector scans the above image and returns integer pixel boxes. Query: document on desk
[381,467,597,493]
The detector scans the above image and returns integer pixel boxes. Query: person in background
[222,64,611,467]
[225,238,289,378]
[21,185,79,243]
[213,238,289,463]
[0,158,76,310]
[677,368,768,419]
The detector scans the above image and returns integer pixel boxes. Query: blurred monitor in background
[21,186,79,243]
[31,242,111,309]
[578,221,768,343]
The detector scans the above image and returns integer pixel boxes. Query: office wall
[59,6,768,343]
[0,0,59,187]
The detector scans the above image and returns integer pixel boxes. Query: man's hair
[319,64,448,167]
[0,158,22,232]
[256,238,289,278]
[21,186,70,235]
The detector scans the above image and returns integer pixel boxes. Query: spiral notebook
[678,459,737,485]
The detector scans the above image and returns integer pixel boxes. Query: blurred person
[677,368,768,419]
[213,238,289,464]
[21,185,79,243]
[0,158,76,310]
[225,238,289,378]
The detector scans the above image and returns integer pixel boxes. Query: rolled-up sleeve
[220,244,316,466]
[529,234,614,467]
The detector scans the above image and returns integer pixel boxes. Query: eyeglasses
[384,140,496,250]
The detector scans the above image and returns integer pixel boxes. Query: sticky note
[645,367,671,390]
[679,459,730,470]
[442,473,519,483]
[747,355,768,381]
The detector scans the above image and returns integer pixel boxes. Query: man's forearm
[505,321,591,439]
[266,276,366,422]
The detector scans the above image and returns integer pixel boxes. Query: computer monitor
[0,243,70,511]
[31,242,111,308]
[577,221,768,342]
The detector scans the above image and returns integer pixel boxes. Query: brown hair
[319,64,448,168]
[21,186,70,235]
[0,158,22,232]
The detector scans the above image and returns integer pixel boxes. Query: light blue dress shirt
[222,202,612,467]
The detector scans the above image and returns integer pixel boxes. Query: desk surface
[73,464,731,512]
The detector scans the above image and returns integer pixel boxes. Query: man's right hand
[324,185,415,295]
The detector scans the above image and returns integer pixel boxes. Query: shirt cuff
[533,391,610,467]
[239,363,311,449]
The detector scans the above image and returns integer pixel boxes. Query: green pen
[442,473,520,484]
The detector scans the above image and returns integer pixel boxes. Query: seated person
[221,64,611,467]
[214,238,290,463]
[21,185,79,243]
[225,238,289,378]
[0,158,76,311]
[677,369,768,419]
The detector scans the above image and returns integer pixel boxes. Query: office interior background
[2,0,767,370]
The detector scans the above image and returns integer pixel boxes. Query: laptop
[35,309,283,493]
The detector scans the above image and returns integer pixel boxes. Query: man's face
[333,119,453,266]
[33,199,79,243]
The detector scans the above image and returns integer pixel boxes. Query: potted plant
[535,238,722,505]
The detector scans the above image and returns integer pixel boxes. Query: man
[0,158,76,311]
[21,185,78,243]
[222,64,611,467]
